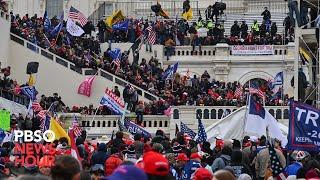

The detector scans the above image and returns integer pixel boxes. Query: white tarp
[205,106,288,143]
[0,97,27,116]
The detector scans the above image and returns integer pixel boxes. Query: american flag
[72,115,82,137]
[40,114,51,132]
[249,82,265,99]
[180,122,196,139]
[269,147,287,180]
[146,25,156,45]
[37,110,47,120]
[32,102,43,112]
[68,6,88,27]
[234,85,243,99]
[196,118,207,143]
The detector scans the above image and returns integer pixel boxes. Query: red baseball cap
[190,153,202,160]
[176,153,189,162]
[193,168,213,180]
[142,151,169,176]
[216,139,224,149]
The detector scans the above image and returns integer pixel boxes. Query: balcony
[164,43,295,64]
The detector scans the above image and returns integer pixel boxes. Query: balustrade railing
[59,105,289,138]
[173,106,289,121]
[0,89,29,107]
[9,33,159,102]
[169,44,291,57]
[0,9,9,21]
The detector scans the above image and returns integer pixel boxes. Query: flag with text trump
[100,88,127,115]
[287,101,320,151]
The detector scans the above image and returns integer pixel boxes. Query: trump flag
[287,101,320,151]
[77,74,96,97]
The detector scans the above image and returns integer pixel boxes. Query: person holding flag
[162,62,179,80]
[182,0,193,21]
[107,48,122,70]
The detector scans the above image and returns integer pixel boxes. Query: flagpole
[91,106,100,123]
[241,86,251,141]
[54,24,63,45]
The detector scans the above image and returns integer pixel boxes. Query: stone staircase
[224,13,287,36]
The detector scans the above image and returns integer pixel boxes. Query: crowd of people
[6,4,296,115]
[0,128,319,180]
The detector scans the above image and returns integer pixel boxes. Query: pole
[294,25,300,101]
[241,92,250,140]
[318,25,320,108]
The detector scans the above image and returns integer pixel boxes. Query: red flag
[77,74,96,97]
[68,128,81,161]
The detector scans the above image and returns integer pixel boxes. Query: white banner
[231,45,274,55]
[67,19,84,37]
[197,28,208,37]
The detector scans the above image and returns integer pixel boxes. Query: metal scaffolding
[295,0,320,106]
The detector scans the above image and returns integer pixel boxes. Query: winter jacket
[255,147,286,178]
[228,163,252,178]
[211,154,231,172]
[285,162,302,176]
[91,143,108,166]
[105,154,123,176]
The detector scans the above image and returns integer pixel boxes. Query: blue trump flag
[162,62,179,80]
[51,21,63,37]
[112,20,129,31]
[21,86,37,101]
[124,119,151,138]
[50,14,64,37]
[269,72,283,90]
[108,48,122,61]
[287,101,320,151]
[107,48,122,66]
[43,11,51,32]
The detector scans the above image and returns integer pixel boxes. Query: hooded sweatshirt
[91,143,108,165]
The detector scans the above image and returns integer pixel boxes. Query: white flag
[66,19,84,37]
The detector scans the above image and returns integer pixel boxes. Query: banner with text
[287,101,320,152]
[231,45,274,55]
[124,119,151,138]
[100,89,126,115]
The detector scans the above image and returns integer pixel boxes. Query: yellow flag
[299,47,311,62]
[28,74,35,86]
[49,118,70,144]
[182,8,193,21]
[105,10,125,26]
